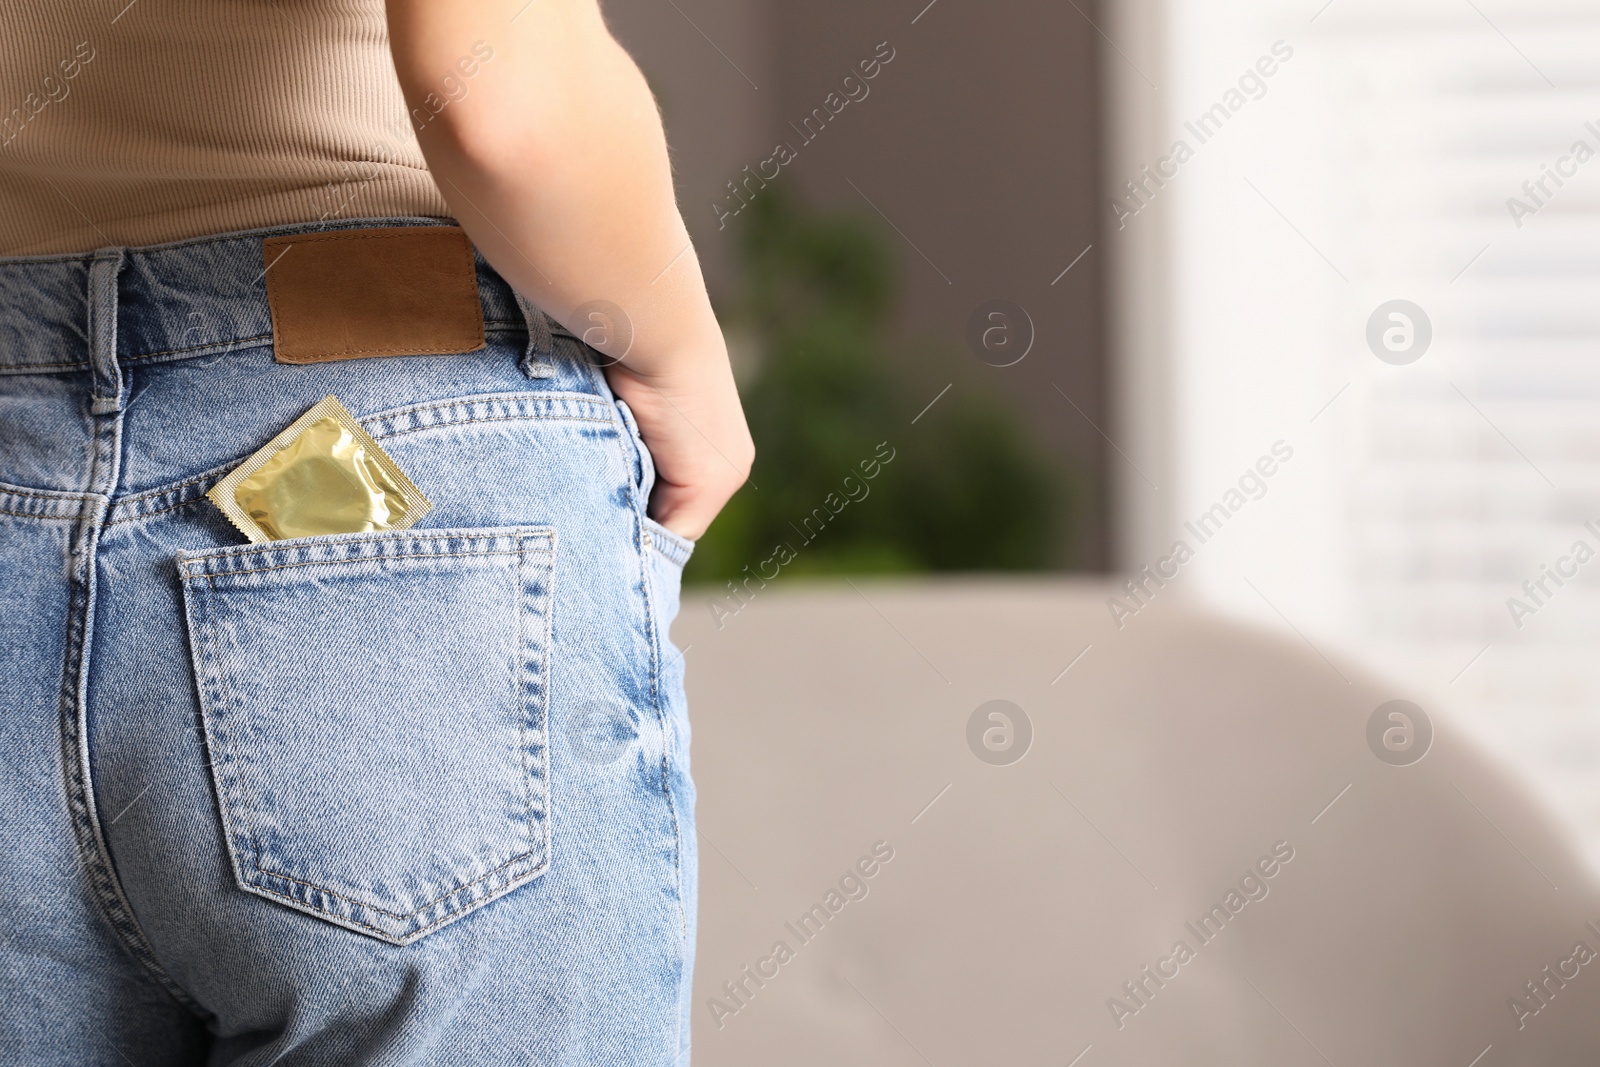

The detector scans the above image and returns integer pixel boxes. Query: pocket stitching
[514,535,536,854]
[200,548,521,581]
[240,532,546,921]
[181,528,553,576]
[250,841,542,920]
[192,570,262,896]
[184,528,555,936]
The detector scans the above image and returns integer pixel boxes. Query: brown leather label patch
[263,226,486,365]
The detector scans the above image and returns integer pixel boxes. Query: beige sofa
[678,580,1600,1065]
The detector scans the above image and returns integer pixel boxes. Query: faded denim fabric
[0,218,697,1065]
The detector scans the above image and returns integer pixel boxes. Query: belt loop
[87,247,126,414]
[513,290,556,379]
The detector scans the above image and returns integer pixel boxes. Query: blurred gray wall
[603,0,1110,568]
[601,0,774,293]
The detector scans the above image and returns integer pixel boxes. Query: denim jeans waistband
[0,216,621,502]
[0,217,529,378]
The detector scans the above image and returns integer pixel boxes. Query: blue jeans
[0,218,697,1064]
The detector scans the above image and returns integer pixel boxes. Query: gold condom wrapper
[206,395,431,543]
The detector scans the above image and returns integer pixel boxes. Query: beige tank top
[0,1,448,256]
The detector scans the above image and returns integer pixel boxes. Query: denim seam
[0,482,97,521]
[0,356,89,371]
[104,494,207,527]
[0,507,79,520]
[243,866,545,943]
[182,530,550,572]
[250,846,540,921]
[60,515,198,1016]
[63,518,203,1013]
[0,483,98,501]
[637,503,692,1052]
[589,357,691,961]
[103,394,613,526]
[15,322,524,373]
[196,548,520,580]
[182,528,545,560]
[106,414,612,528]
[515,537,536,854]
[370,412,613,439]
[362,391,612,431]
[124,333,272,364]
[0,324,532,376]
[366,391,608,421]
[193,569,271,919]
[59,258,209,1014]
[111,467,237,509]
[0,334,545,375]
[533,534,554,885]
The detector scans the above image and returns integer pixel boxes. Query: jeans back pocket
[177,528,555,944]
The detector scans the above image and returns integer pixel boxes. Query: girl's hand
[605,348,753,542]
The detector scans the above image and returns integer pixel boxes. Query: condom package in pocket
[206,395,431,543]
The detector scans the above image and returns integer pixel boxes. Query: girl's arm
[386,0,752,539]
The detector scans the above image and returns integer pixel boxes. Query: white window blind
[1123,0,1600,866]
